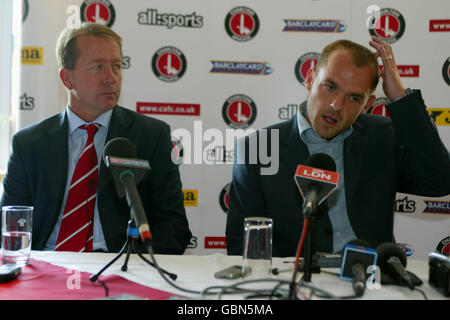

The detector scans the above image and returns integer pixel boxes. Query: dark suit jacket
[226,91,450,257]
[1,105,192,254]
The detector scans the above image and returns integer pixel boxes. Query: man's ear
[59,68,73,90]
[362,94,376,114]
[305,65,316,91]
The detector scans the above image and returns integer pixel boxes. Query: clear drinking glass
[242,217,273,278]
[1,206,33,266]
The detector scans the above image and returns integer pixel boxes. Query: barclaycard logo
[210,60,272,75]
[283,19,346,32]
[423,200,450,214]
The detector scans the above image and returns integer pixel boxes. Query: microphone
[294,153,340,217]
[376,242,415,289]
[340,239,378,297]
[98,138,179,283]
[290,153,339,291]
[103,137,152,247]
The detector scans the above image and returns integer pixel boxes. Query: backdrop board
[11,0,450,258]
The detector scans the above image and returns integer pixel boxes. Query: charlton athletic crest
[436,236,450,256]
[222,94,257,129]
[225,7,259,42]
[22,0,29,23]
[171,138,184,166]
[368,8,405,44]
[368,97,390,117]
[443,57,450,86]
[219,183,231,213]
[152,46,187,82]
[80,0,116,27]
[295,52,320,86]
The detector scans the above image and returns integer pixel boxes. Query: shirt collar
[66,106,113,135]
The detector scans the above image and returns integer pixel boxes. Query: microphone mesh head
[376,242,407,271]
[305,153,336,172]
[103,137,137,164]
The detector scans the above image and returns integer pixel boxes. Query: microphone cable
[289,217,310,298]
[144,243,202,295]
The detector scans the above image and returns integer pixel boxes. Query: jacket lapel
[344,120,368,212]
[279,116,310,172]
[42,112,69,208]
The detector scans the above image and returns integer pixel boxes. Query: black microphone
[376,242,415,289]
[340,239,377,297]
[103,137,152,247]
[294,153,339,217]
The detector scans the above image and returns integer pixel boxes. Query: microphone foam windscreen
[103,137,137,164]
[376,242,407,271]
[305,153,336,172]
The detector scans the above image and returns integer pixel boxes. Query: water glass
[1,206,33,266]
[242,217,273,278]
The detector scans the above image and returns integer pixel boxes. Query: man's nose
[102,65,119,85]
[330,95,345,111]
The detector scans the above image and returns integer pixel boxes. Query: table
[28,250,446,300]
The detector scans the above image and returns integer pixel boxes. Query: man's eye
[349,96,362,103]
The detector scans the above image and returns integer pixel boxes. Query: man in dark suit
[1,23,192,254]
[226,37,450,257]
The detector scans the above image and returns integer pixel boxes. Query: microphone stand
[301,216,320,282]
[89,219,177,282]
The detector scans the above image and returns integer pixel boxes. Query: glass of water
[1,206,33,266]
[242,217,273,278]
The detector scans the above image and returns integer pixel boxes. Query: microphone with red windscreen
[294,153,340,217]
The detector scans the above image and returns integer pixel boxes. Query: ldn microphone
[376,242,417,289]
[103,137,152,247]
[294,153,340,217]
[340,239,378,297]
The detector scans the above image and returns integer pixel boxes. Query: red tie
[55,124,100,252]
